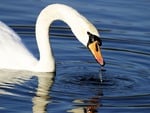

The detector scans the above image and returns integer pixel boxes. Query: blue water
[0,0,150,113]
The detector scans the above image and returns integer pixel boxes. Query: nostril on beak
[95,43,99,52]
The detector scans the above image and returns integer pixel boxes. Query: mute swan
[0,4,104,72]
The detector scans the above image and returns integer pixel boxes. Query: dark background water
[0,0,150,113]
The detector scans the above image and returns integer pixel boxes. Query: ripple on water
[101,58,149,96]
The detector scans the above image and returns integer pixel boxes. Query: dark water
[0,0,150,113]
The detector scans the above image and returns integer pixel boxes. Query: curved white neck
[35,4,99,72]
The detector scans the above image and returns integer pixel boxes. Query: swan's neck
[35,4,99,72]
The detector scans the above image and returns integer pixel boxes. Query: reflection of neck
[32,73,54,113]
[68,93,102,113]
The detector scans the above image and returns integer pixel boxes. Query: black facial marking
[87,31,102,47]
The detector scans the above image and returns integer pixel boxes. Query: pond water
[0,0,150,113]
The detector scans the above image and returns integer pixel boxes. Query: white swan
[0,4,104,72]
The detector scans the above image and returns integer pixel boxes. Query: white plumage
[0,4,99,72]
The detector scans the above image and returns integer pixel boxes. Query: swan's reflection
[0,70,102,113]
[0,70,55,113]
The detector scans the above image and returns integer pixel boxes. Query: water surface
[0,0,150,113]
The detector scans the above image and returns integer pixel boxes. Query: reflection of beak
[88,41,105,66]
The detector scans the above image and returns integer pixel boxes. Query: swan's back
[0,21,37,70]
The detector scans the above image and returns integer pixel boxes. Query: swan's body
[0,22,37,71]
[0,4,104,72]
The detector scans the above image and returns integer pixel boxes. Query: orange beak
[88,41,105,66]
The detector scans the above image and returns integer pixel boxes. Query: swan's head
[87,32,105,66]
